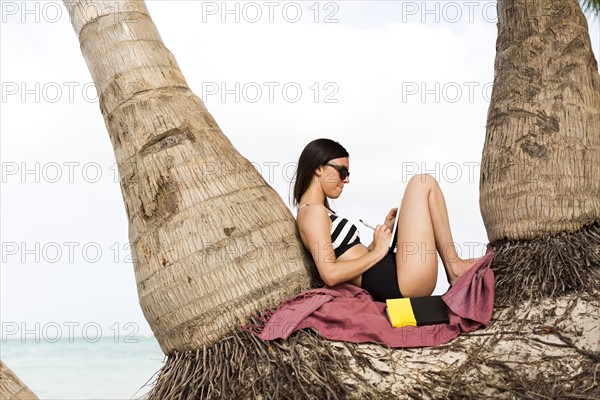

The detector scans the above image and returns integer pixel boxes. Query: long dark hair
[291,138,349,210]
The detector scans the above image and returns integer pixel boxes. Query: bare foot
[447,257,483,285]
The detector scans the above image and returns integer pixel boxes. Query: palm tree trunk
[0,361,38,400]
[63,0,315,353]
[480,0,600,304]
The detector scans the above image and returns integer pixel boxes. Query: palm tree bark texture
[480,0,600,305]
[61,0,600,399]
[0,360,39,400]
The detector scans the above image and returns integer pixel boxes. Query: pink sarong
[244,246,495,348]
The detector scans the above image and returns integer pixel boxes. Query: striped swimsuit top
[299,204,362,258]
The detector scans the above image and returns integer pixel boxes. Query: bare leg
[395,174,478,297]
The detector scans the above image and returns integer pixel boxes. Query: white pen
[359,219,376,230]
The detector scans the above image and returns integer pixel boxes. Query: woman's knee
[407,173,439,190]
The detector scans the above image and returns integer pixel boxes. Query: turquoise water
[1,336,165,399]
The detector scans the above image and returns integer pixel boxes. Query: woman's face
[318,157,350,199]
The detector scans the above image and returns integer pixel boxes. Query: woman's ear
[312,166,323,182]
[314,165,323,177]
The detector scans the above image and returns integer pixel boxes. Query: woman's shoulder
[297,203,332,220]
[296,204,332,238]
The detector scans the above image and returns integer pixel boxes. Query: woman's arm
[297,205,391,286]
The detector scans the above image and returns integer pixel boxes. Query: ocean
[1,336,165,399]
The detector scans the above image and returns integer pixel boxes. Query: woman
[293,138,480,302]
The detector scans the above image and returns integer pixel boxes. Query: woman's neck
[299,182,326,207]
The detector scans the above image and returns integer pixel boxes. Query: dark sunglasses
[324,163,350,180]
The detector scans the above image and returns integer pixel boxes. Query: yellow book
[386,298,417,327]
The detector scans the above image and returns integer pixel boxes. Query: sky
[1,1,599,344]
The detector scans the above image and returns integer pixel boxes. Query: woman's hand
[372,224,392,258]
[383,208,398,230]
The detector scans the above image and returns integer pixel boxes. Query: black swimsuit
[361,251,403,302]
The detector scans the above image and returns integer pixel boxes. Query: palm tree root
[143,321,397,400]
[491,221,600,306]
